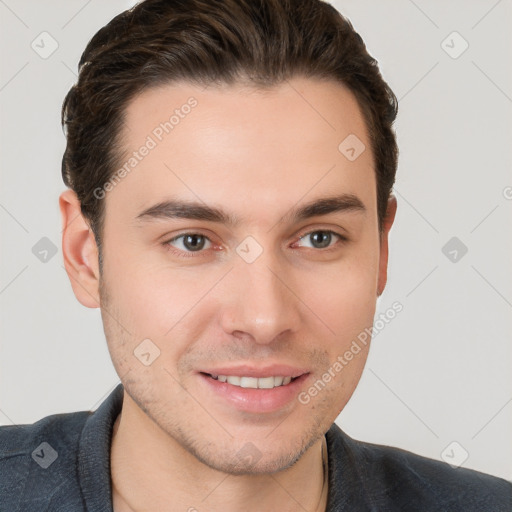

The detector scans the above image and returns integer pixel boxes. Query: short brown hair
[61,0,398,260]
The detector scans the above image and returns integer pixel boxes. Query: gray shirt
[1,384,511,511]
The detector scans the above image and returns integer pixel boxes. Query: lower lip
[199,373,310,414]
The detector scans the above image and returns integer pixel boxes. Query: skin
[60,77,397,512]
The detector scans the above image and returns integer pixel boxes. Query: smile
[199,370,310,413]
[208,374,295,389]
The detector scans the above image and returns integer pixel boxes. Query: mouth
[202,373,300,389]
[198,367,310,414]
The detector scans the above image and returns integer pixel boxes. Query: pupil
[184,234,205,251]
[311,231,331,248]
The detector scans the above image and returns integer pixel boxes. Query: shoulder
[0,410,91,510]
[326,424,512,511]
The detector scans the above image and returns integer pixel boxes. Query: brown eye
[166,233,211,253]
[182,234,206,251]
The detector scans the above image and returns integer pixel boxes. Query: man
[1,0,510,510]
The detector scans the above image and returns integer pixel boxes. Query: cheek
[104,253,224,343]
[302,247,379,342]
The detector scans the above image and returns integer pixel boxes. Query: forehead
[107,77,376,222]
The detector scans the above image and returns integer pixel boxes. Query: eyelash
[163,229,348,258]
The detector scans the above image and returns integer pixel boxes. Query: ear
[377,195,397,297]
[59,189,101,308]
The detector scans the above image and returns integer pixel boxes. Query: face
[91,77,391,474]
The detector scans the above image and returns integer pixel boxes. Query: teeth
[226,376,241,386]
[240,377,259,388]
[274,376,284,386]
[211,374,295,389]
[257,376,275,389]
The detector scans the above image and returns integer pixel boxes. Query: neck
[110,393,328,512]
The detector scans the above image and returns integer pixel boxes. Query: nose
[219,251,302,345]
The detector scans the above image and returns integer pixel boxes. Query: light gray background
[1,0,510,480]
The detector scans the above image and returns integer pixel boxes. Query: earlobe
[59,189,101,308]
[377,195,397,297]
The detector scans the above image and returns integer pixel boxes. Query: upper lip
[200,364,309,379]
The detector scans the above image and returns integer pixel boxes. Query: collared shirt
[1,384,511,511]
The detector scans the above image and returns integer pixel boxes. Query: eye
[295,230,344,249]
[166,233,212,253]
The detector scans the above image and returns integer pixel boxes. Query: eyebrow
[135,193,366,226]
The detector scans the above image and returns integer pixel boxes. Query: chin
[184,428,323,476]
